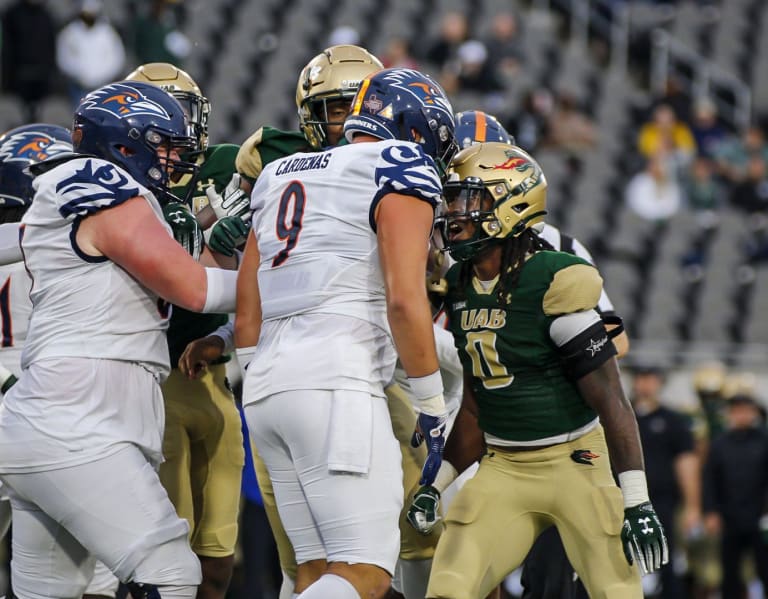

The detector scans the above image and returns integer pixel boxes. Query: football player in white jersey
[0,81,238,599]
[0,123,127,599]
[236,68,458,599]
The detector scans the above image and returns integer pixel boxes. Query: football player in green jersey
[125,62,244,599]
[413,142,667,599]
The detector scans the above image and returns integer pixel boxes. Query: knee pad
[126,583,162,599]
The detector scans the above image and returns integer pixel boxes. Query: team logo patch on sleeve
[0,131,72,163]
[375,144,441,201]
[570,449,600,465]
[56,159,140,218]
[80,83,172,121]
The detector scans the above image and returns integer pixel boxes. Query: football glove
[208,216,250,257]
[406,485,441,535]
[206,173,250,220]
[411,412,448,486]
[621,502,669,575]
[162,201,203,261]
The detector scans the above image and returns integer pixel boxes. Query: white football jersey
[0,261,32,377]
[243,140,442,403]
[19,157,172,379]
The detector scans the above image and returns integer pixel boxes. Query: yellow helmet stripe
[351,78,371,115]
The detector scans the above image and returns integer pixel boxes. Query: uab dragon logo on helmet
[0,124,72,207]
[437,142,547,261]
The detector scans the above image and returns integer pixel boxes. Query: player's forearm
[578,358,645,473]
[234,230,262,348]
[387,297,440,377]
[0,223,22,265]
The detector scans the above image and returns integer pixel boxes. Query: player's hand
[621,502,669,575]
[206,173,250,220]
[208,216,250,257]
[411,412,447,486]
[406,485,441,535]
[178,335,225,379]
[162,201,203,261]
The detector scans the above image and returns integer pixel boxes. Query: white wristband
[618,470,650,508]
[432,461,458,493]
[408,370,443,400]
[203,267,238,313]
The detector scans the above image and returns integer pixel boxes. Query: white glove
[206,173,250,220]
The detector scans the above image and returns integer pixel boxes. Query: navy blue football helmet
[0,123,73,207]
[344,68,458,179]
[454,110,515,150]
[73,81,198,204]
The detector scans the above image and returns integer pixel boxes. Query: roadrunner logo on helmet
[0,128,72,164]
[0,124,73,207]
[344,68,458,180]
[73,81,199,205]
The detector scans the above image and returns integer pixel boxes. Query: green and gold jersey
[166,143,239,368]
[236,127,312,185]
[444,250,604,442]
[173,143,240,215]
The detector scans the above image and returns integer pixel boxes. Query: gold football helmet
[438,142,547,261]
[692,361,726,395]
[296,45,382,149]
[125,62,210,153]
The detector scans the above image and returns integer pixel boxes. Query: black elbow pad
[556,320,617,380]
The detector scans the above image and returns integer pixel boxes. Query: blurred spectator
[545,90,597,152]
[483,12,524,85]
[637,103,697,167]
[421,11,468,70]
[328,25,360,47]
[131,0,191,67]
[380,37,419,70]
[729,154,768,215]
[692,361,728,447]
[1,0,57,123]
[703,394,768,599]
[441,39,504,96]
[684,156,723,214]
[690,97,728,159]
[56,0,126,109]
[626,149,683,222]
[506,88,553,152]
[716,124,768,185]
[629,363,701,599]
[651,75,693,125]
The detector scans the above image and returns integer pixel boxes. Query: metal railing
[651,28,752,130]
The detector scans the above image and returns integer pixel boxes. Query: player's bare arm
[234,228,262,348]
[577,357,644,473]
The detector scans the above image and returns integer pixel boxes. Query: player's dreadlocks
[456,229,554,307]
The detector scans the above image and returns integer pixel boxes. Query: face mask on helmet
[437,142,548,261]
[454,110,515,150]
[296,45,384,149]
[0,123,73,209]
[125,63,210,155]
[344,68,459,180]
[73,81,199,205]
